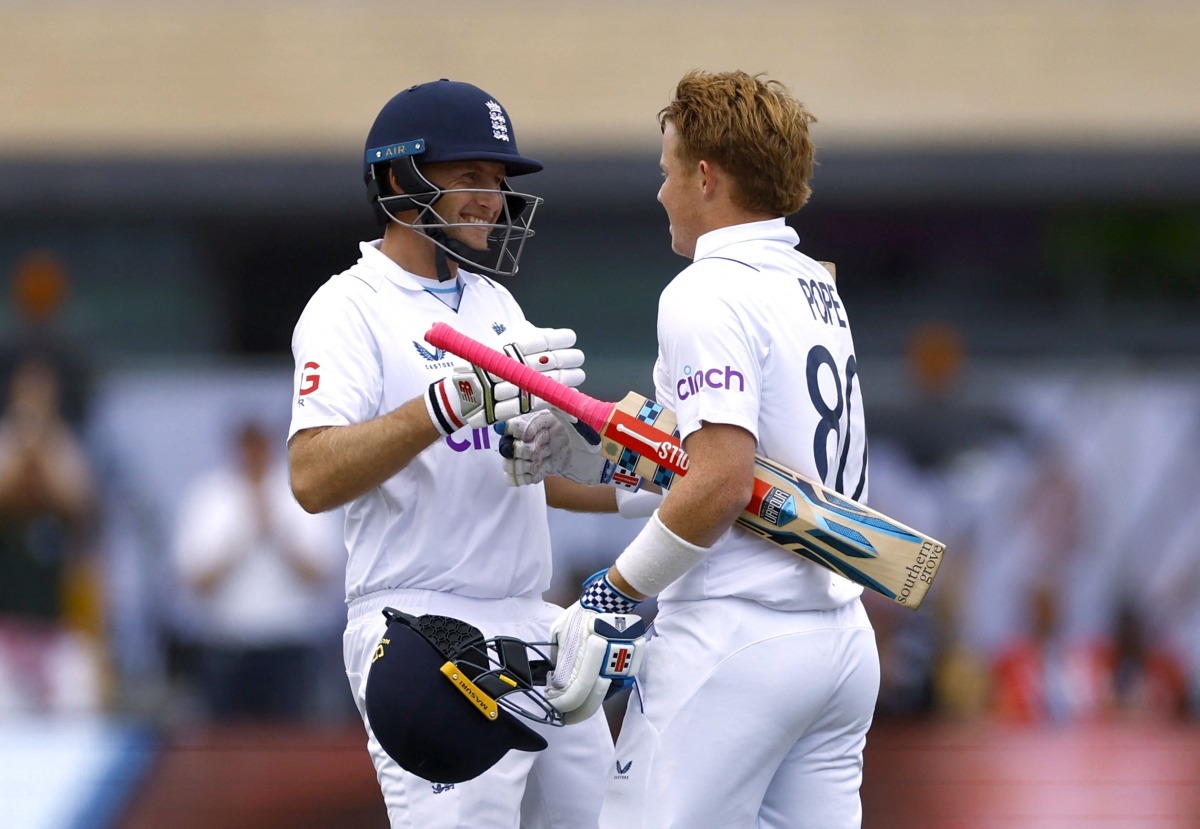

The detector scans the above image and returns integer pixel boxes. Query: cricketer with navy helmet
[363,79,544,281]
[288,79,623,828]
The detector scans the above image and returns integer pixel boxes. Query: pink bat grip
[424,323,614,432]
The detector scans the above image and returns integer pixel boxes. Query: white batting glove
[499,409,642,490]
[425,328,585,435]
[545,571,646,724]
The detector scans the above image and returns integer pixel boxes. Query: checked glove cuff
[579,569,641,615]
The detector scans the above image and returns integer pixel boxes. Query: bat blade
[425,323,944,609]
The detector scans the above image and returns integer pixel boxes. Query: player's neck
[709,205,777,235]
[381,226,459,281]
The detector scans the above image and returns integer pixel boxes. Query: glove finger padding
[488,369,586,422]
[511,327,585,367]
[426,327,586,435]
[545,603,645,724]
[501,410,570,485]
[483,327,586,423]
[503,327,585,381]
[500,409,642,489]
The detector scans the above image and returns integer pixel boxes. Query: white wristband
[614,510,709,598]
[615,487,663,519]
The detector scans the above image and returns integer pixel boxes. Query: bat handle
[424,323,613,433]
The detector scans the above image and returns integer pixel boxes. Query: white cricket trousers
[344,588,614,829]
[601,597,879,829]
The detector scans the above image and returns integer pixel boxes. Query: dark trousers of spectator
[193,644,315,721]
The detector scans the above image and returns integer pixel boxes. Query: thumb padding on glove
[546,604,645,722]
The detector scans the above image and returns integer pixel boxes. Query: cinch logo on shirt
[446,428,496,453]
[676,365,745,400]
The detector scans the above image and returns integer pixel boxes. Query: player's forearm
[544,477,618,513]
[657,471,747,546]
[606,480,741,603]
[288,397,441,513]
[608,424,755,602]
[656,424,755,547]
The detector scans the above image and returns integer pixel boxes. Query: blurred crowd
[862,322,1200,726]
[0,251,349,725]
[1,250,1198,729]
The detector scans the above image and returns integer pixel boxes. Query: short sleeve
[656,265,762,443]
[288,285,385,442]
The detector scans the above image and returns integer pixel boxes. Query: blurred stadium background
[2,1,1200,826]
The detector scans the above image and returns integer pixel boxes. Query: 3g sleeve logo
[299,361,321,395]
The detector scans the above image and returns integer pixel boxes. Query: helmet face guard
[365,608,563,784]
[369,153,543,278]
[363,80,544,279]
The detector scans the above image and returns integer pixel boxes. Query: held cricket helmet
[365,608,562,784]
[363,79,543,279]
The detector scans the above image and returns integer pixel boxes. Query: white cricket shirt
[288,241,553,601]
[654,219,868,610]
[172,463,344,645]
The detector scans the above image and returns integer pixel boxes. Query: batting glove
[545,570,646,724]
[499,409,642,490]
[425,328,585,436]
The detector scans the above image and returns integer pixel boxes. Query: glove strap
[426,379,463,436]
[579,569,641,614]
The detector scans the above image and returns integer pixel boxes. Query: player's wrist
[613,509,708,598]
[425,377,465,436]
[427,363,510,435]
[605,567,647,603]
[579,568,641,614]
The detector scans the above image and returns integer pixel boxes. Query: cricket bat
[425,323,943,609]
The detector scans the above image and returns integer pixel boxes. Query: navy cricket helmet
[365,608,562,784]
[363,80,543,279]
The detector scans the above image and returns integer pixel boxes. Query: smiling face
[657,122,704,259]
[420,160,507,251]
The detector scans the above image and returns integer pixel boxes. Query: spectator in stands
[989,580,1113,723]
[1145,464,1200,719]
[1106,599,1189,721]
[0,355,103,714]
[170,419,343,721]
[0,250,90,427]
[867,320,1037,720]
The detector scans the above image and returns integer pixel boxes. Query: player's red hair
[658,70,817,216]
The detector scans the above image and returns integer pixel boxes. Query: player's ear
[697,159,718,198]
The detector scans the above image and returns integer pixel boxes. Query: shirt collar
[357,240,474,292]
[357,240,424,291]
[692,218,798,261]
